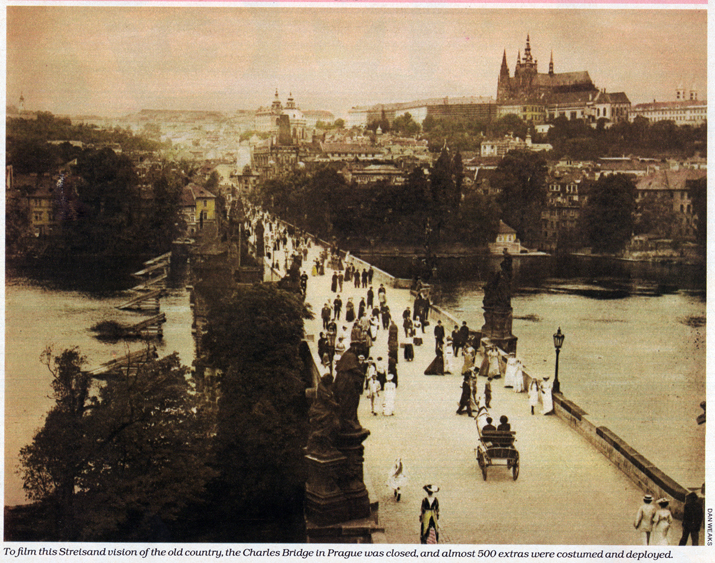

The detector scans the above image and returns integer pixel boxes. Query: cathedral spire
[524,34,532,63]
[500,49,510,76]
[549,50,554,75]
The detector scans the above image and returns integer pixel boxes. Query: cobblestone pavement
[300,244,683,546]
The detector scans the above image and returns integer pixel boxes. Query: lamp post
[553,327,565,394]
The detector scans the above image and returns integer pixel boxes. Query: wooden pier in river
[116,289,164,312]
[88,346,160,380]
[116,253,172,312]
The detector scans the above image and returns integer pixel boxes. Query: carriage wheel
[477,451,487,481]
[512,458,519,481]
[477,452,487,481]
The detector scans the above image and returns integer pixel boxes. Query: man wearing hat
[633,494,657,545]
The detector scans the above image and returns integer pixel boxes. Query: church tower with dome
[255,90,307,140]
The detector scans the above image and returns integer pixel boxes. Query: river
[4,256,706,507]
[431,266,706,491]
[5,269,195,507]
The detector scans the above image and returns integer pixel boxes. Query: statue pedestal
[335,428,371,522]
[304,452,350,526]
[304,428,371,527]
[481,307,518,354]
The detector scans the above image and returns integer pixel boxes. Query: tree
[204,170,220,194]
[580,174,636,254]
[305,166,348,237]
[200,284,313,541]
[6,194,34,257]
[392,112,421,136]
[490,114,528,140]
[59,147,139,256]
[18,348,95,539]
[427,148,456,241]
[492,150,548,247]
[453,190,500,246]
[18,348,215,541]
[452,149,465,207]
[634,193,679,238]
[690,177,706,252]
[146,168,185,252]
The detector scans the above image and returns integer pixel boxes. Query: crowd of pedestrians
[247,206,697,546]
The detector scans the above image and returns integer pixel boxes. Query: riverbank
[352,250,706,289]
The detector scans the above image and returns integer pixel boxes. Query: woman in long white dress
[383,372,397,416]
[444,339,457,374]
[486,346,502,379]
[386,458,408,501]
[369,316,380,341]
[540,375,554,415]
[651,499,673,545]
[503,353,518,388]
[512,359,525,393]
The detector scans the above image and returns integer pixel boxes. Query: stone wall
[518,368,691,519]
[549,391,690,518]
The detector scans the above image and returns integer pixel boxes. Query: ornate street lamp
[553,327,565,394]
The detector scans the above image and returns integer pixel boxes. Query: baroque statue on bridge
[332,346,366,433]
[306,373,341,458]
[483,249,513,310]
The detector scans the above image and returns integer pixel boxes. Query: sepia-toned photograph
[4,3,708,553]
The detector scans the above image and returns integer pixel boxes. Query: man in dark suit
[458,321,470,356]
[434,320,445,346]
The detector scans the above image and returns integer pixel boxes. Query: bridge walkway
[295,241,683,545]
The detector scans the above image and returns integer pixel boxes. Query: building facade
[629,91,706,126]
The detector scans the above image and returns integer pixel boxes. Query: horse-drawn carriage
[474,405,519,481]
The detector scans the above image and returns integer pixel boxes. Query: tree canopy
[199,283,313,541]
[18,348,215,541]
[580,174,637,254]
[493,150,548,247]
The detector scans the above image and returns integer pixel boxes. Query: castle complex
[497,35,597,102]
[496,35,630,124]
[258,36,703,132]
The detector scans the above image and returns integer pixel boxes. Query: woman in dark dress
[420,485,440,544]
[404,330,415,362]
[358,298,366,320]
[424,340,446,375]
[345,298,355,323]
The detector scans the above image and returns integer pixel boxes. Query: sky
[5,5,708,119]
